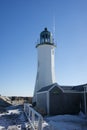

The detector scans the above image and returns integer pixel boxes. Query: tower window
[42,35,44,38]
[46,34,48,38]
[52,49,54,55]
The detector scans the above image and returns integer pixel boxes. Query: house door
[49,87,63,115]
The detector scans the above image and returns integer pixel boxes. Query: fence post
[38,116,43,130]
[32,111,35,126]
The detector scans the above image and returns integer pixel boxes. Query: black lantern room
[36,28,55,48]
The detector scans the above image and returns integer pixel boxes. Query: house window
[52,90,59,95]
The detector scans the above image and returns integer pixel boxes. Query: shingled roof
[37,83,60,93]
[37,83,87,93]
[61,83,87,92]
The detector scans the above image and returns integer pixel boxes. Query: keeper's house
[36,83,87,115]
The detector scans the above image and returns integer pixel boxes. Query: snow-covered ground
[0,105,29,130]
[43,112,87,130]
[0,104,87,130]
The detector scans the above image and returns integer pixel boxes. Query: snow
[0,105,29,130]
[43,112,87,130]
[0,104,87,130]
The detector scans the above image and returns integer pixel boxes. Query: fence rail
[24,103,43,130]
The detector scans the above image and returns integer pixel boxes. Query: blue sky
[0,0,87,96]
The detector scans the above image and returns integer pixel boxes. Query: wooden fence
[24,103,43,130]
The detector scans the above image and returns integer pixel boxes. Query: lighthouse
[33,28,56,102]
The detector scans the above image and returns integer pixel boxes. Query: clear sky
[0,0,87,97]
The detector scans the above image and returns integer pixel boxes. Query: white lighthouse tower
[33,28,56,102]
